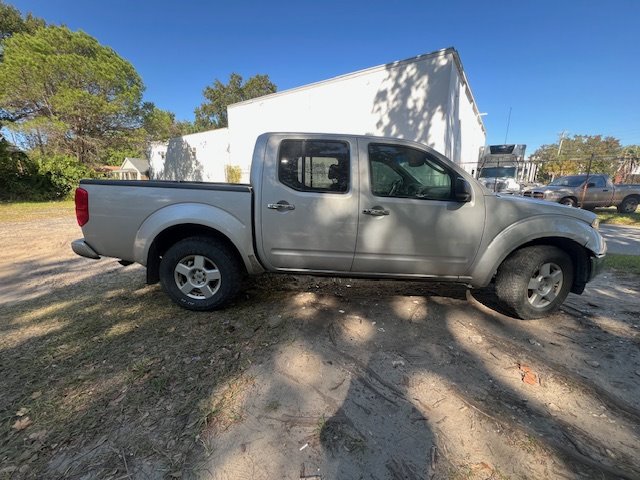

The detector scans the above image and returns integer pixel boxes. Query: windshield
[479,167,516,178]
[549,175,587,187]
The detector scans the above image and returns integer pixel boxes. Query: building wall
[151,49,485,183]
[227,49,485,182]
[149,129,230,182]
[447,62,485,175]
[148,142,167,179]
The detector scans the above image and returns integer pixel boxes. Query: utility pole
[555,130,568,179]
[580,153,594,207]
[557,130,567,157]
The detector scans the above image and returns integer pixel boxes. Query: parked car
[72,133,605,319]
[522,174,640,212]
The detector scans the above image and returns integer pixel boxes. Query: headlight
[591,218,600,230]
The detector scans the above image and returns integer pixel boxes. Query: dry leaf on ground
[12,417,33,431]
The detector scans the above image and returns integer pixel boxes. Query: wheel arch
[469,216,602,293]
[507,237,591,294]
[146,224,248,284]
[134,203,264,284]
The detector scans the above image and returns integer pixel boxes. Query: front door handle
[267,201,295,211]
[363,207,390,216]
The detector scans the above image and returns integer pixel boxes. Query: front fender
[470,214,605,287]
[133,203,255,272]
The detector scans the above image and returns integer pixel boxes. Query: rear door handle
[267,201,295,211]
[363,208,390,216]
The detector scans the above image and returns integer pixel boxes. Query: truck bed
[79,179,253,263]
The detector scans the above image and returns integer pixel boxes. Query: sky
[7,0,640,153]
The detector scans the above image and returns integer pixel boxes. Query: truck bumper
[72,239,100,259]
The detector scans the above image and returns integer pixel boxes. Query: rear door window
[278,140,350,193]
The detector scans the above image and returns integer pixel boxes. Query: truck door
[583,175,613,208]
[352,140,485,277]
[259,137,359,271]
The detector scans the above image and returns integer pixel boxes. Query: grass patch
[595,207,640,227]
[0,200,75,223]
[605,254,640,274]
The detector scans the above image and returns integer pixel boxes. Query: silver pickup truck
[523,174,640,212]
[72,133,606,319]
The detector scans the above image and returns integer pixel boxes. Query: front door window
[368,144,453,201]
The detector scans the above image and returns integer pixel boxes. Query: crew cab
[523,174,640,212]
[72,133,606,319]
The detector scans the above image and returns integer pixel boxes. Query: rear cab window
[278,140,350,193]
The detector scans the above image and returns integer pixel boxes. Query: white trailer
[477,144,533,193]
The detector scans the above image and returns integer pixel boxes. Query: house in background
[150,47,486,183]
[114,157,149,180]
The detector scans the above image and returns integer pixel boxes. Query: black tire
[559,197,576,207]
[159,237,242,311]
[617,196,639,213]
[495,245,573,320]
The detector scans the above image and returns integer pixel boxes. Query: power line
[504,107,512,144]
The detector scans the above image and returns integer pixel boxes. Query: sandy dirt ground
[1,215,639,479]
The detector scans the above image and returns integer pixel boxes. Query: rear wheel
[495,246,573,319]
[159,237,242,311]
[617,196,639,213]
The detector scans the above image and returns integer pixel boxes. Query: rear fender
[133,203,259,274]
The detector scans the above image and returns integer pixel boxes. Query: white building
[148,130,229,182]
[150,47,486,183]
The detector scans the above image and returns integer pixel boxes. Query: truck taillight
[75,188,89,226]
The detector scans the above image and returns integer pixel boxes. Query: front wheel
[559,197,577,207]
[159,237,242,311]
[495,246,573,319]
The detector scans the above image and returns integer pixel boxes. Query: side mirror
[454,178,473,202]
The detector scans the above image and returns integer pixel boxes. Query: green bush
[35,155,93,199]
[0,141,38,200]
[0,146,94,201]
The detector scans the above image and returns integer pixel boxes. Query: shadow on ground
[191,274,640,480]
[2,235,639,479]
